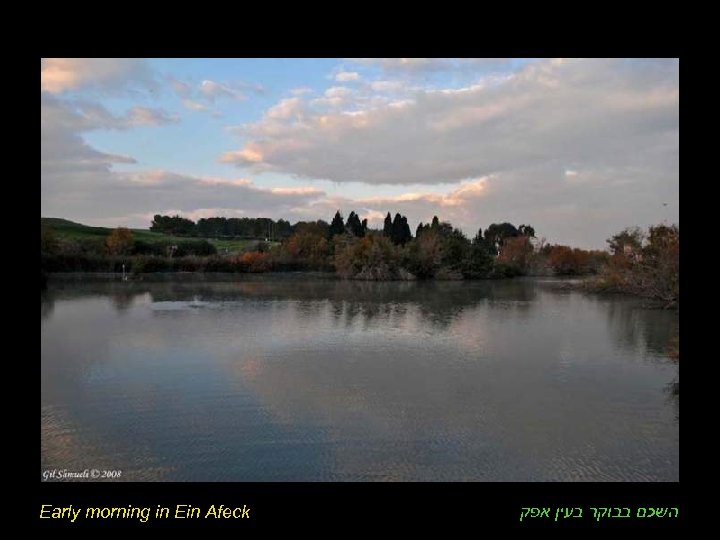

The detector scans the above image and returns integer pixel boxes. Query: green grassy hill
[41,217,274,254]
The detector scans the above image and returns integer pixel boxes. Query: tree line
[150,214,294,239]
[42,211,676,300]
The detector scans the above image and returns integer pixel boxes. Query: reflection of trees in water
[604,299,679,358]
[110,291,136,312]
[43,277,539,330]
[41,291,55,320]
[663,372,679,421]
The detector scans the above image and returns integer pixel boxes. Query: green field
[41,218,278,254]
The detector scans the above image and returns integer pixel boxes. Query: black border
[35,21,686,534]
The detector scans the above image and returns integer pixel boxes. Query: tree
[41,225,58,254]
[334,233,400,279]
[518,224,536,237]
[329,211,345,238]
[400,216,412,245]
[282,231,329,268]
[150,214,196,236]
[472,228,485,247]
[484,222,519,256]
[600,224,678,305]
[442,229,470,268]
[464,232,493,277]
[347,211,365,237]
[416,222,425,238]
[383,212,393,238]
[497,236,533,273]
[106,228,134,255]
[294,220,330,237]
[390,213,412,245]
[607,227,643,256]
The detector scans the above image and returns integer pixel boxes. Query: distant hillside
[41,217,264,253]
[41,217,86,228]
[42,217,123,239]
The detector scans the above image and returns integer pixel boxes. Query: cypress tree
[329,211,345,238]
[383,212,393,238]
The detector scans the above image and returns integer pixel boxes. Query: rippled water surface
[41,277,679,481]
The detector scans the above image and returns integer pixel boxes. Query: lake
[41,276,679,481]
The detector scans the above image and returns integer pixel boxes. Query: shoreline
[44,271,592,283]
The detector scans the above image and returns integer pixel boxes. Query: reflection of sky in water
[41,279,679,481]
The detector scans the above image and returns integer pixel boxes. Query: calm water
[41,277,679,481]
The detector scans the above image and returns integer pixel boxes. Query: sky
[40,58,679,249]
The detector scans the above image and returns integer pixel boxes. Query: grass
[42,217,278,254]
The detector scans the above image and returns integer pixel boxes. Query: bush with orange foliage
[278,231,329,269]
[546,245,608,275]
[497,236,533,272]
[239,251,270,272]
[597,224,678,305]
[334,233,400,279]
[105,227,134,255]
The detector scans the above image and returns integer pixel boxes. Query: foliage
[277,230,330,269]
[606,227,644,255]
[240,251,270,272]
[334,233,402,280]
[43,213,632,285]
[105,228,134,256]
[150,214,196,236]
[41,225,59,254]
[294,220,330,237]
[403,229,444,278]
[497,236,533,273]
[149,214,293,240]
[594,224,678,306]
[329,211,346,238]
[484,222,520,256]
[346,211,367,237]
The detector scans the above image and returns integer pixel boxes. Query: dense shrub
[132,239,217,257]
[132,256,174,273]
[594,224,678,305]
[240,251,270,272]
[334,234,403,280]
[106,228,134,255]
[274,231,330,270]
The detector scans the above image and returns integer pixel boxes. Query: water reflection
[604,299,680,357]
[41,277,679,481]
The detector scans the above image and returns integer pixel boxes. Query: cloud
[42,58,679,249]
[348,58,511,73]
[290,87,313,96]
[41,94,137,190]
[47,98,178,131]
[270,186,324,195]
[169,77,261,114]
[199,80,245,101]
[368,80,404,92]
[335,71,360,82]
[41,58,153,94]
[182,99,208,111]
[169,77,192,97]
[349,58,448,72]
[175,79,261,103]
[266,97,304,120]
[222,58,678,188]
[43,163,329,228]
[126,107,179,126]
[358,177,488,207]
[310,86,354,109]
